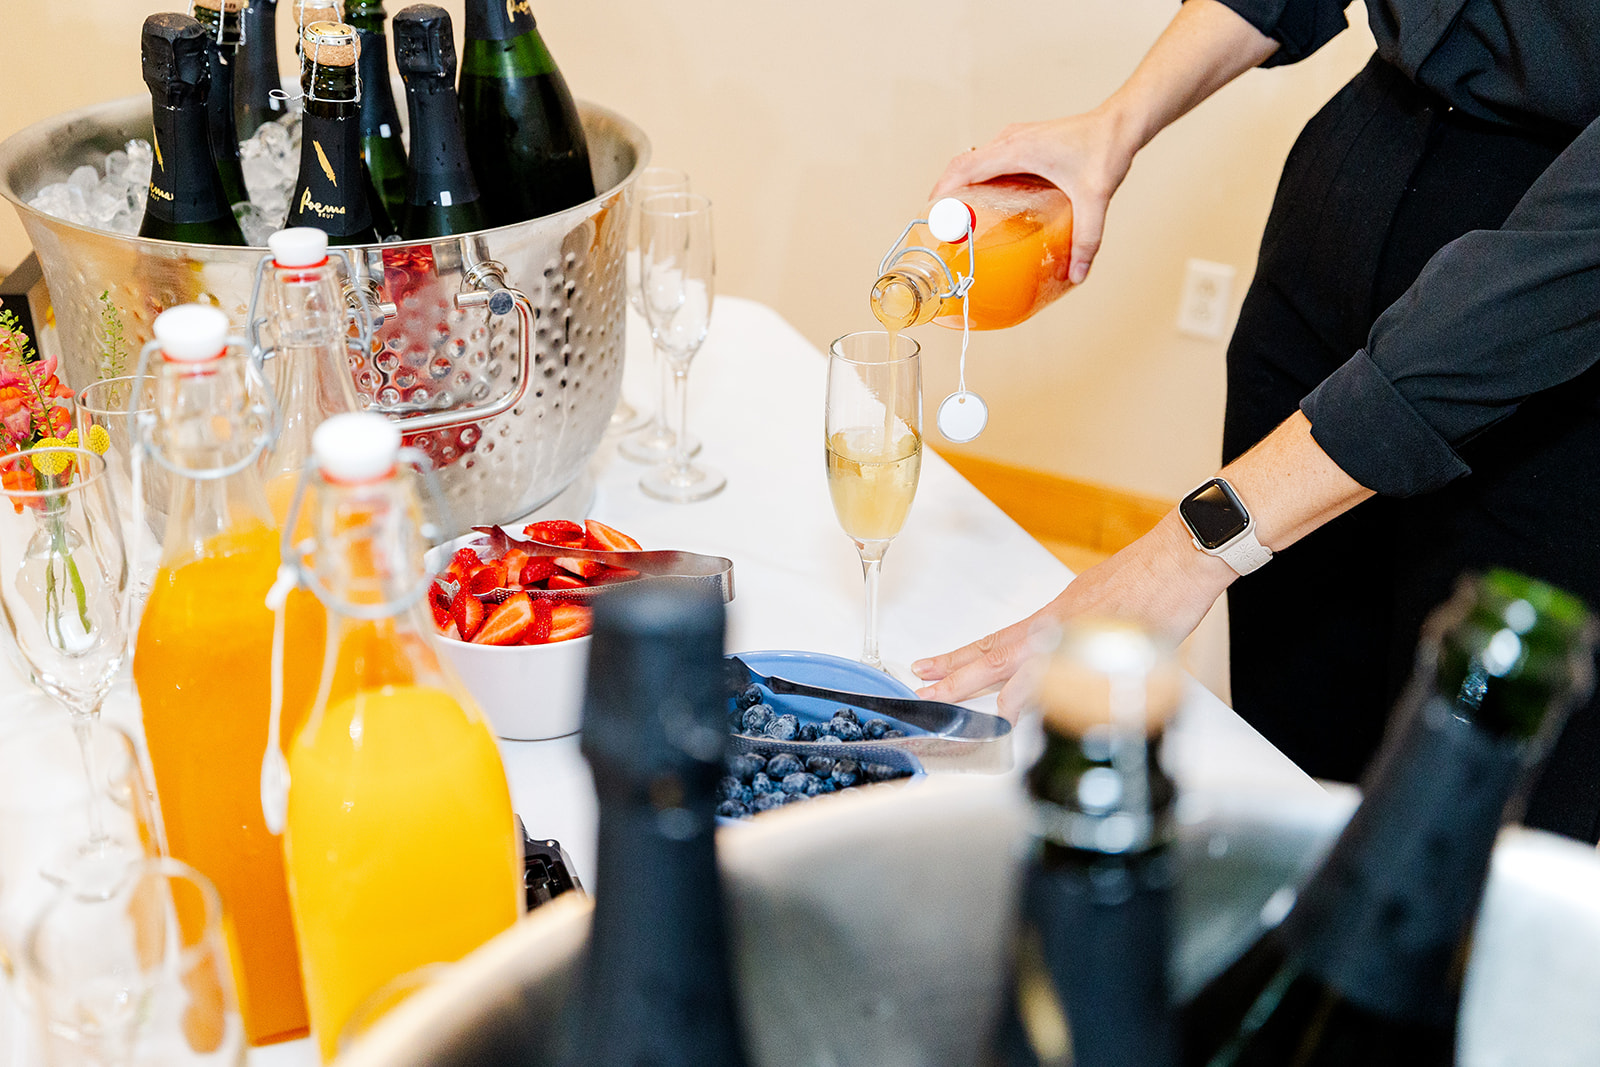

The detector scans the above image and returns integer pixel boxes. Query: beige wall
[0,0,1373,499]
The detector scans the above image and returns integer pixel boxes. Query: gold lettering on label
[152,130,164,170]
[149,184,174,202]
[313,140,338,187]
[298,188,346,218]
[505,0,533,20]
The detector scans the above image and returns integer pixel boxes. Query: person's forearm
[1224,410,1374,551]
[1097,0,1280,158]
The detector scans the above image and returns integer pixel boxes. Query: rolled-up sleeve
[1202,0,1354,65]
[1301,114,1600,497]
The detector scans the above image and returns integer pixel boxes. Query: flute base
[640,463,725,504]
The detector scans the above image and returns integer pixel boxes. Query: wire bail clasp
[877,197,977,302]
[246,246,376,385]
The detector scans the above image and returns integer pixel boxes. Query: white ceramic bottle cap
[152,304,231,363]
[313,412,401,483]
[267,227,330,267]
[928,198,977,244]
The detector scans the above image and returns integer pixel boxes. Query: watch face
[1181,479,1249,550]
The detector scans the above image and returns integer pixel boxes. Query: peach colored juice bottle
[281,413,521,1060]
[132,304,324,1045]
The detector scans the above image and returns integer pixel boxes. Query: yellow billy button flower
[30,439,71,476]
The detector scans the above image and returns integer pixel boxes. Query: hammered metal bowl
[0,95,649,533]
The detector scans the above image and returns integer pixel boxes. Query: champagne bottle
[291,0,343,53]
[557,585,750,1067]
[993,621,1182,1067]
[139,13,247,246]
[234,0,286,138]
[190,0,250,206]
[286,21,392,244]
[343,0,407,221]
[393,5,487,239]
[1182,569,1597,1067]
[458,0,595,226]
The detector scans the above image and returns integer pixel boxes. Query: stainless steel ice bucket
[0,95,648,533]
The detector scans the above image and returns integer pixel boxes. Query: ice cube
[88,183,124,224]
[29,182,73,218]
[102,149,129,181]
[256,121,289,157]
[234,202,276,247]
[69,164,100,189]
[125,139,153,168]
[109,207,138,235]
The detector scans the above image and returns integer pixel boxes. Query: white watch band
[1215,529,1273,576]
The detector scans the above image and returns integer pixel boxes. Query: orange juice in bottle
[280,413,521,1060]
[132,304,324,1045]
[871,174,1074,332]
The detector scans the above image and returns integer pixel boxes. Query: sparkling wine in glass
[825,332,922,670]
[637,192,723,503]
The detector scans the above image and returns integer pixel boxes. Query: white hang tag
[938,390,988,443]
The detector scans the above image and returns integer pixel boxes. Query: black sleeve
[1300,114,1600,497]
[1199,0,1355,66]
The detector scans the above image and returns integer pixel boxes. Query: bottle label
[288,112,375,237]
[465,0,535,42]
[1284,696,1526,1025]
[145,105,234,226]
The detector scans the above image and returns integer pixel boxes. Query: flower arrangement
[0,301,108,503]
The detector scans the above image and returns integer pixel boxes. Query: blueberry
[829,718,865,743]
[729,754,766,782]
[832,770,858,788]
[816,778,838,794]
[863,762,904,781]
[743,704,774,734]
[752,793,786,813]
[750,772,777,795]
[717,775,743,800]
[805,755,835,778]
[884,729,905,739]
[815,733,840,745]
[717,800,750,818]
[833,758,859,777]
[766,753,804,779]
[796,722,820,742]
[782,772,824,797]
[833,708,860,725]
[764,714,799,741]
[736,684,765,710]
[864,719,890,740]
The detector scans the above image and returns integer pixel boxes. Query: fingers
[913,621,1035,705]
[1067,195,1106,285]
[930,145,1010,200]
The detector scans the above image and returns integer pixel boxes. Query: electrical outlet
[1177,259,1237,340]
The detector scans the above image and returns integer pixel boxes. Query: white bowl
[434,631,592,742]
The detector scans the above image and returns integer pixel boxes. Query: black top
[1210,0,1600,497]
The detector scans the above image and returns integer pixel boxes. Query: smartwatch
[1178,478,1273,576]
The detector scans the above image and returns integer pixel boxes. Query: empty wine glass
[0,448,129,721]
[619,168,701,461]
[74,377,167,615]
[637,192,721,503]
[25,858,245,1067]
[825,332,922,671]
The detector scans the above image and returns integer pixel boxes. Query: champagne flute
[637,192,722,503]
[74,377,168,617]
[0,447,130,838]
[824,332,922,671]
[619,167,700,457]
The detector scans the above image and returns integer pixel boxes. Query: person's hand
[912,512,1234,718]
[930,109,1135,286]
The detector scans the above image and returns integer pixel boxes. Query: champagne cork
[293,0,344,29]
[1033,620,1183,739]
[302,20,359,66]
[193,0,245,11]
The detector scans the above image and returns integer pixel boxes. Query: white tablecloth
[2,296,1324,1066]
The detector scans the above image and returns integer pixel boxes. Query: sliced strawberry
[549,603,593,642]
[584,519,642,552]
[445,547,481,580]
[524,519,586,546]
[429,582,453,628]
[555,556,608,580]
[466,561,507,595]
[520,557,558,586]
[441,621,461,641]
[500,549,531,586]
[473,592,535,646]
[546,573,588,590]
[522,599,554,644]
[589,566,641,585]
[451,592,485,641]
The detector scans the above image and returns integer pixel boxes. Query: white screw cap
[268,227,329,268]
[152,304,230,363]
[313,412,401,483]
[928,198,976,244]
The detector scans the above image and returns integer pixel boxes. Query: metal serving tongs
[439,525,735,605]
[725,656,1012,773]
